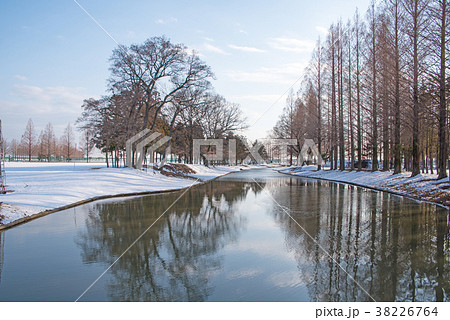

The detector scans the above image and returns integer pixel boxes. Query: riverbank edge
[0,170,236,231]
[278,169,450,211]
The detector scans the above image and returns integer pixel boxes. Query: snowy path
[279,166,450,209]
[0,162,244,226]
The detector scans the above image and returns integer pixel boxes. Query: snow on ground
[279,165,450,209]
[184,164,245,180]
[0,162,245,226]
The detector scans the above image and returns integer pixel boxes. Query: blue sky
[0,0,371,142]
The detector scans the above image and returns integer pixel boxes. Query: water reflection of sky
[207,188,309,301]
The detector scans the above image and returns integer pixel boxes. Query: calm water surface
[0,168,448,301]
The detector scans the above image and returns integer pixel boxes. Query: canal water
[0,168,448,301]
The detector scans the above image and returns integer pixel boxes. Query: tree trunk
[437,0,448,179]
[356,15,362,171]
[317,43,322,170]
[371,5,379,172]
[382,56,390,171]
[331,28,338,170]
[338,25,345,171]
[348,34,355,171]
[393,0,402,174]
[411,0,420,177]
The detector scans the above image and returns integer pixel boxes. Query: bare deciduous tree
[109,36,213,132]
[21,118,36,162]
[40,123,55,161]
[62,123,74,160]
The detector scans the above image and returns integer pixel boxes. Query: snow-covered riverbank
[0,162,245,226]
[279,166,450,209]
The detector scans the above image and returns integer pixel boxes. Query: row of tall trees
[6,119,90,161]
[273,0,449,178]
[77,36,247,167]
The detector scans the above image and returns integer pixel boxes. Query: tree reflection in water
[269,179,450,302]
[75,181,265,301]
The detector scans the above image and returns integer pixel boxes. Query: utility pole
[0,120,6,194]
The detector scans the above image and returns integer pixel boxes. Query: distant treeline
[5,120,85,162]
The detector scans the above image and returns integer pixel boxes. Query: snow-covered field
[280,165,450,209]
[0,162,244,226]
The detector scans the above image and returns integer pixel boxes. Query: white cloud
[203,43,230,55]
[268,37,315,53]
[228,44,265,53]
[11,84,87,114]
[226,62,306,84]
[1,85,94,139]
[0,99,20,113]
[231,94,280,102]
[315,26,329,35]
[14,75,28,81]
[154,17,178,24]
